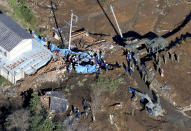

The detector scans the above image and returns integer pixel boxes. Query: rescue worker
[141,69,145,80]
[81,112,87,117]
[76,109,81,119]
[168,51,172,61]
[129,65,134,76]
[126,51,133,62]
[97,50,102,60]
[156,63,160,73]
[47,41,51,50]
[174,52,178,63]
[72,106,77,113]
[104,61,109,72]
[126,64,129,72]
[139,65,143,77]
[158,56,162,67]
[29,28,32,35]
[129,87,136,100]
[162,55,165,64]
[164,53,168,64]
[144,73,147,83]
[100,60,108,71]
[171,52,175,62]
[88,50,94,56]
[140,97,148,111]
[155,52,159,62]
[92,55,100,65]
[82,99,87,107]
[156,94,160,104]
[68,63,73,74]
[160,68,164,77]
[131,62,135,71]
[177,54,180,63]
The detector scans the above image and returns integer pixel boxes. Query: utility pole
[68,10,73,50]
[50,0,64,47]
[110,5,123,38]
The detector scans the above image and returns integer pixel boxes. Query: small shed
[46,91,69,113]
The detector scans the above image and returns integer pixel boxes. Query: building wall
[8,39,32,60]
[15,72,25,82]
[0,66,24,84]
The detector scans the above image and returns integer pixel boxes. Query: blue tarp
[75,64,99,74]
[33,33,102,74]
[33,34,46,46]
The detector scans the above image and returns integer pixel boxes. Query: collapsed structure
[129,87,163,117]
[33,33,102,74]
[125,37,169,60]
[0,12,53,84]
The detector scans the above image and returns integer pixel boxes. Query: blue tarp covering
[75,64,99,74]
[33,34,46,46]
[33,33,102,74]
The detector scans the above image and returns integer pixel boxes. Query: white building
[0,12,53,84]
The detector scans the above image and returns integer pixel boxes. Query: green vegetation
[53,123,62,131]
[7,0,41,35]
[82,78,87,82]
[28,92,62,131]
[0,76,9,85]
[77,80,84,87]
[96,75,124,92]
[29,92,42,115]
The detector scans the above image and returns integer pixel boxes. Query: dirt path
[132,70,191,129]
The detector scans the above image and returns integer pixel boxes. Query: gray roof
[50,96,68,113]
[46,91,68,113]
[46,91,66,99]
[0,12,31,52]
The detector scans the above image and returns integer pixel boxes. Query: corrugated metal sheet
[0,39,53,82]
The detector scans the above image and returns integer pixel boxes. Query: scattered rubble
[129,87,164,117]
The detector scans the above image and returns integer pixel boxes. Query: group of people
[30,29,110,74]
[129,87,149,110]
[91,51,109,72]
[153,50,180,78]
[69,99,90,121]
[65,53,85,73]
[64,50,108,74]
[125,51,139,76]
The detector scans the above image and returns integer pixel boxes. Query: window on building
[4,52,7,57]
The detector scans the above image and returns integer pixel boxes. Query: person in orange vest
[160,68,164,77]
[45,41,49,47]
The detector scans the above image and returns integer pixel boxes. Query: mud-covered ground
[25,0,191,40]
[1,0,191,130]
